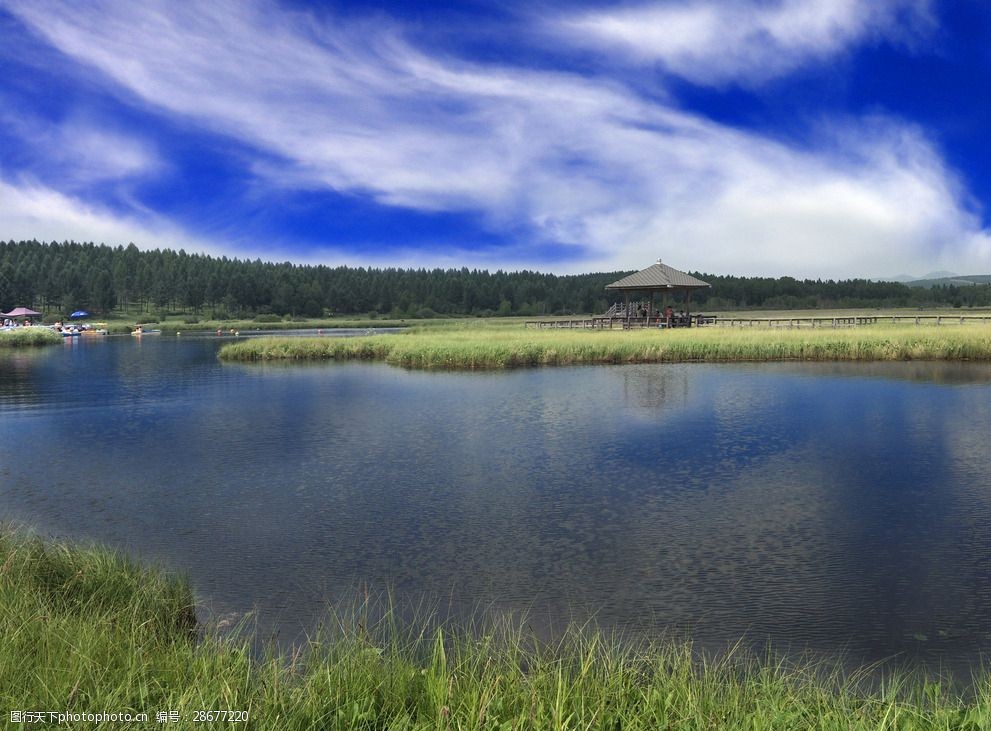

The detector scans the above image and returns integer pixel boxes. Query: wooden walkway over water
[525,315,991,330]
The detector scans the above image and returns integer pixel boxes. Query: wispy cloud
[2,111,162,186]
[553,0,935,86]
[0,172,214,253]
[1,0,987,277]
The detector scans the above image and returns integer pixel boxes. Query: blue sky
[1,0,990,278]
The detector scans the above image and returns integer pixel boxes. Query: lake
[3,334,991,674]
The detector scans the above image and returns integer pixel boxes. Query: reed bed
[0,327,61,347]
[219,324,991,369]
[3,527,991,729]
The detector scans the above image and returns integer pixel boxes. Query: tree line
[1,240,989,318]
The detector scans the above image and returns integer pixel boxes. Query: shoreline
[218,323,991,369]
[4,526,991,728]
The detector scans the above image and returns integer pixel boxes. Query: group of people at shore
[1,317,98,334]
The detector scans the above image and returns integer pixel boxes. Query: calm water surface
[3,335,991,672]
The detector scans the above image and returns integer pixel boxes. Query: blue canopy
[69,310,89,318]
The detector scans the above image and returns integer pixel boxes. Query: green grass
[3,527,991,730]
[0,327,61,347]
[218,323,991,369]
[159,315,549,334]
[93,315,484,335]
[76,309,526,334]
[92,316,414,335]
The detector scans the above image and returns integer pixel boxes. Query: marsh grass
[219,323,991,369]
[106,315,490,334]
[0,327,61,347]
[4,527,991,729]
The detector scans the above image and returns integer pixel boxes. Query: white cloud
[53,124,160,182]
[0,172,581,271]
[554,0,935,86]
[0,173,212,253]
[2,111,162,186]
[2,0,989,278]
[628,119,991,277]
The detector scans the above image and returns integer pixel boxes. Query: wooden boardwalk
[525,315,991,330]
[524,316,706,330]
[716,315,991,328]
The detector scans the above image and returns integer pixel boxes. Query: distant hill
[905,274,991,288]
[884,270,960,284]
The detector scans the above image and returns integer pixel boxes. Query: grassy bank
[0,327,61,347]
[81,312,521,334]
[3,528,991,730]
[92,316,416,335]
[98,316,498,335]
[218,323,991,369]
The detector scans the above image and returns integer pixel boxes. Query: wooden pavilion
[604,259,710,327]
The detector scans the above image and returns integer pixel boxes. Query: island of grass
[0,327,61,347]
[218,322,991,369]
[3,526,991,729]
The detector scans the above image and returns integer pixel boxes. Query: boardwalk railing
[716,315,991,328]
[525,315,710,329]
[525,315,991,329]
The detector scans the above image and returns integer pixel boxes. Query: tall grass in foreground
[0,327,60,347]
[3,527,991,730]
[219,324,991,369]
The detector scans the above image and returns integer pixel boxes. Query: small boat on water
[131,328,162,336]
[48,323,82,337]
[80,322,108,335]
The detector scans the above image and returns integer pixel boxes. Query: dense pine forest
[2,240,990,318]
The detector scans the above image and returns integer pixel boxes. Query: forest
[2,240,990,318]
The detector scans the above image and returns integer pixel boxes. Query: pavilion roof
[605,261,710,291]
